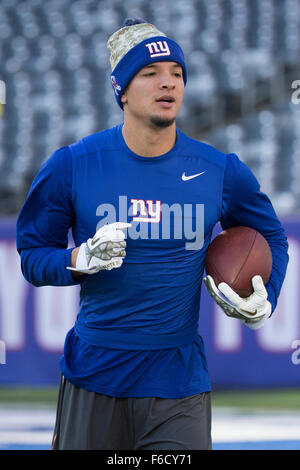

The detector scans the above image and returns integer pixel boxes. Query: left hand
[203,275,272,330]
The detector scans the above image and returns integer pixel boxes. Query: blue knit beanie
[107,19,187,109]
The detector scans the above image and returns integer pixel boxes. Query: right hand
[67,222,131,274]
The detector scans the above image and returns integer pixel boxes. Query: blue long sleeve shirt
[16,124,289,397]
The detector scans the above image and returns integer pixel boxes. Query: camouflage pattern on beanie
[107,23,167,71]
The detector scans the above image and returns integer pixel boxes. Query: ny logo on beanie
[145,41,171,58]
[111,76,121,96]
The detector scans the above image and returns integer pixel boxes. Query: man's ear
[121,91,128,105]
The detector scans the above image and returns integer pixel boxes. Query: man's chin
[149,115,176,129]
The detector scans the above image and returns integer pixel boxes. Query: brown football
[205,226,272,297]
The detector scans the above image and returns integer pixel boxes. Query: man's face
[121,61,184,129]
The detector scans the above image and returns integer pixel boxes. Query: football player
[17,19,289,450]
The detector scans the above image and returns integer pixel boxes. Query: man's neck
[122,119,177,157]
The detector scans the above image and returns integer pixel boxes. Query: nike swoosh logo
[182,171,206,181]
[90,236,101,248]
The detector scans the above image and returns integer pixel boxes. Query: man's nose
[159,74,175,89]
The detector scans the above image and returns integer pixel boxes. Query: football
[205,226,272,297]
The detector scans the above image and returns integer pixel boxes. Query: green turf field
[212,388,300,410]
[0,387,59,405]
[0,386,300,410]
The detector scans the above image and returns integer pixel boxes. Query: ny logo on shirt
[95,196,204,250]
[145,41,171,58]
[131,198,161,223]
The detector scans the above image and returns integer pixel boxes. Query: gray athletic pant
[52,376,212,450]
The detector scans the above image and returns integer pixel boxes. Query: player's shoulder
[68,126,119,159]
[178,130,228,168]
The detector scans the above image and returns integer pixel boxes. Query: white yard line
[212,408,300,443]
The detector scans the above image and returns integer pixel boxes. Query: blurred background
[0,0,300,450]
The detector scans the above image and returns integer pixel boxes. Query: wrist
[70,246,85,277]
[71,247,80,267]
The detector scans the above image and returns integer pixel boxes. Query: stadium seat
[0,0,299,214]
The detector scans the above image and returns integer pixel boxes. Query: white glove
[203,275,272,330]
[67,222,131,274]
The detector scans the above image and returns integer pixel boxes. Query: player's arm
[17,147,130,286]
[16,146,81,287]
[204,153,289,329]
